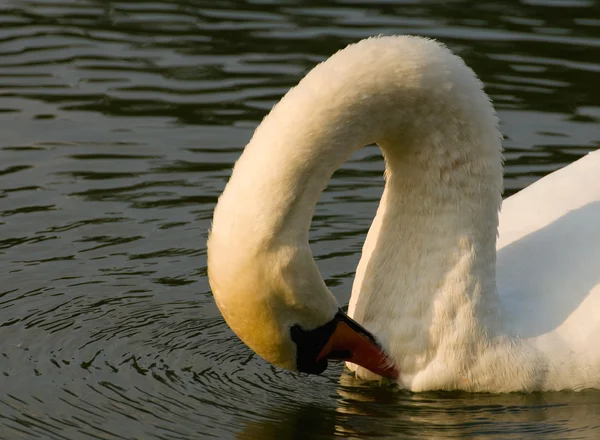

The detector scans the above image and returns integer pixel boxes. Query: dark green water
[1,1,599,438]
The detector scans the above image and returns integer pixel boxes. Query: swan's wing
[498,149,600,250]
[497,149,600,368]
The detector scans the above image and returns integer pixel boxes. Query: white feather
[208,35,600,392]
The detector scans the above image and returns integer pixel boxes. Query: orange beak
[317,313,398,380]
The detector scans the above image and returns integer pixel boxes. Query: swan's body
[208,36,600,392]
[349,145,600,392]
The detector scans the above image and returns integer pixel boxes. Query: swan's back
[497,149,600,388]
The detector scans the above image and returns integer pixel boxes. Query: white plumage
[208,35,600,392]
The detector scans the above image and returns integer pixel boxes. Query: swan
[207,35,600,392]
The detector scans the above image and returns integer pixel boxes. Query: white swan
[207,35,600,392]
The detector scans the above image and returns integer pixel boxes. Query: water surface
[1,0,600,438]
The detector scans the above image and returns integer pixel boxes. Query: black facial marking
[289,309,382,374]
[290,313,337,374]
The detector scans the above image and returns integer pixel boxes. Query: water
[1,0,599,438]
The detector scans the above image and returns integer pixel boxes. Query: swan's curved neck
[210,38,504,364]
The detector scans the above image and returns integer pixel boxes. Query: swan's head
[207,235,398,378]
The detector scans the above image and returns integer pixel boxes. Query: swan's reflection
[238,372,600,439]
[335,373,600,439]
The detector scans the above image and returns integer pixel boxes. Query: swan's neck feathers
[209,36,504,386]
[349,166,505,389]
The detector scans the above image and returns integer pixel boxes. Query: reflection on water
[0,0,599,438]
[335,375,600,439]
[239,373,600,440]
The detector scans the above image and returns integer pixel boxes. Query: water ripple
[0,0,599,438]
